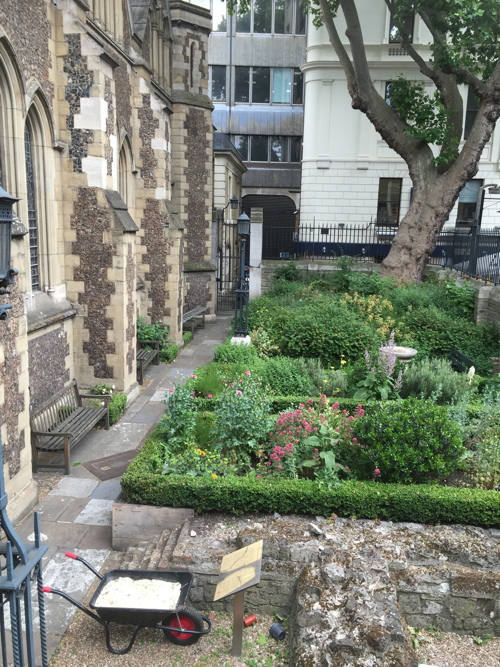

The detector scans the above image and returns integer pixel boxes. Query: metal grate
[82,449,138,481]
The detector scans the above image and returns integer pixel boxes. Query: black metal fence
[262,223,500,283]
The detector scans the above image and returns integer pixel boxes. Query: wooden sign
[213,540,263,601]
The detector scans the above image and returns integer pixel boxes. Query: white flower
[467,366,475,385]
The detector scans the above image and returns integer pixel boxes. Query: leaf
[256,633,267,646]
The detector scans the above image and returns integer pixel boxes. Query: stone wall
[167,516,500,665]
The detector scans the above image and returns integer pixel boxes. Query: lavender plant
[353,331,403,401]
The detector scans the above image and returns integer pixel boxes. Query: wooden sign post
[213,540,263,657]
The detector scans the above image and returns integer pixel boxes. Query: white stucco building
[300,2,500,231]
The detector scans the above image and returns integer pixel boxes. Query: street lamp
[469,183,500,275]
[233,212,251,337]
[0,189,49,665]
[0,186,20,319]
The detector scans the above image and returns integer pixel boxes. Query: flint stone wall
[169,516,500,666]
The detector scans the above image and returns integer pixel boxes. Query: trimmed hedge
[121,438,500,527]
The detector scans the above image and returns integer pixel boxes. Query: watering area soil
[10,314,500,666]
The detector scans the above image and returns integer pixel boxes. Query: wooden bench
[30,379,111,475]
[450,349,479,373]
[136,338,161,385]
[182,305,209,334]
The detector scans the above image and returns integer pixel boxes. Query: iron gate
[216,217,240,311]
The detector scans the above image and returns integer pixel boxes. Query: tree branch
[317,0,358,98]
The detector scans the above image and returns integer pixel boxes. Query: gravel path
[416,628,500,666]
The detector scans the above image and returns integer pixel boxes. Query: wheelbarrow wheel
[162,607,204,646]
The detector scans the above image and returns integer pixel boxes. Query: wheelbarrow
[41,552,211,654]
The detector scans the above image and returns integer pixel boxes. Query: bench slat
[30,380,109,475]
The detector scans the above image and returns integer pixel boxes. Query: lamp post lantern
[233,212,251,337]
[0,186,20,320]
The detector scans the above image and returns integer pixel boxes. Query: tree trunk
[380,177,460,283]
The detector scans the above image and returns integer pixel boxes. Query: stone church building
[0,0,214,521]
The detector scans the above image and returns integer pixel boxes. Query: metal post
[233,234,249,336]
[231,590,245,657]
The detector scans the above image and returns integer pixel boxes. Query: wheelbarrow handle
[41,587,104,625]
[65,552,103,579]
[41,587,144,655]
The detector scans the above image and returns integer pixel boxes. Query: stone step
[156,523,185,569]
[146,529,172,570]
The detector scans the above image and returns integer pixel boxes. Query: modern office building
[208,0,307,256]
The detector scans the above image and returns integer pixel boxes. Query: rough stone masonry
[167,514,500,666]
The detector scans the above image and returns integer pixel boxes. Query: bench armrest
[32,430,74,438]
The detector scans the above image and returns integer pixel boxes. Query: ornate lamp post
[0,187,48,666]
[0,186,19,320]
[233,212,251,337]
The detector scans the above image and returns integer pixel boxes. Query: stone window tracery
[150,2,171,91]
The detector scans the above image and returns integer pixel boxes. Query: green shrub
[212,376,270,464]
[161,442,230,478]
[190,372,224,397]
[293,358,349,397]
[257,356,316,396]
[276,299,380,366]
[137,317,170,346]
[121,441,500,527]
[183,331,193,345]
[89,384,126,425]
[464,394,500,489]
[160,344,179,363]
[213,340,260,365]
[194,411,216,448]
[398,305,499,374]
[193,395,370,414]
[400,357,472,405]
[349,399,465,484]
[109,394,127,425]
[159,385,197,451]
[272,262,303,282]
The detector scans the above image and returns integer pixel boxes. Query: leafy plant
[463,393,500,489]
[257,356,315,396]
[213,340,260,365]
[89,384,126,424]
[183,331,193,345]
[162,442,230,478]
[349,399,465,484]
[400,357,472,405]
[272,262,302,282]
[212,374,270,466]
[250,327,281,358]
[293,357,348,397]
[353,331,403,401]
[160,344,178,363]
[159,384,197,451]
[137,317,170,346]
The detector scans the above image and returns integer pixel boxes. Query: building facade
[301,2,500,231]
[208,0,306,247]
[0,0,213,521]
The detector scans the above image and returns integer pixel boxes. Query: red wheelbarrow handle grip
[42,587,52,593]
[65,552,78,559]
[63,552,103,579]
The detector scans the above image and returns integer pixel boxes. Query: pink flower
[277,465,283,470]
[207,394,213,398]
[345,466,349,470]
[352,437,358,442]
[191,392,195,396]
[374,468,381,475]
[314,448,318,453]
[239,379,243,383]
[236,390,242,395]
[245,370,251,376]
[256,475,261,479]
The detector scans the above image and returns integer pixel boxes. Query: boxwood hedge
[121,437,500,527]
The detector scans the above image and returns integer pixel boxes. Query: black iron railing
[262,223,500,284]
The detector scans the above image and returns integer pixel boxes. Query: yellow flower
[340,359,347,365]
[211,474,217,478]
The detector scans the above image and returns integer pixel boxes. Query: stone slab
[89,479,123,500]
[112,503,194,551]
[150,389,170,402]
[48,477,99,498]
[36,495,84,523]
[74,499,114,526]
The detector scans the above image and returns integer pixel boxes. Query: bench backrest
[30,380,81,431]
